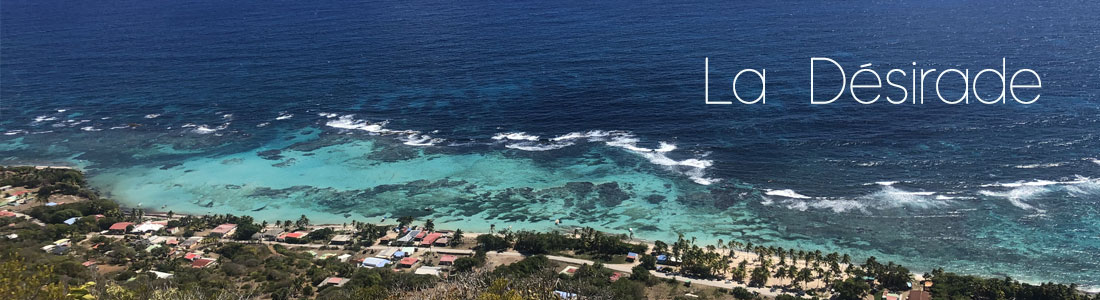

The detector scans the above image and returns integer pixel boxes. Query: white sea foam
[875,181,898,186]
[256,122,270,127]
[598,132,716,185]
[778,186,948,213]
[192,123,229,134]
[402,134,443,146]
[144,114,161,119]
[325,114,441,146]
[1091,158,1100,166]
[276,113,293,120]
[505,141,575,151]
[57,109,67,113]
[33,116,58,123]
[492,132,539,141]
[3,130,27,136]
[318,112,339,118]
[979,187,1047,212]
[764,189,811,199]
[109,125,129,130]
[1014,162,1065,169]
[80,126,102,132]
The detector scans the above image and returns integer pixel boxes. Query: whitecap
[80,126,102,132]
[505,141,575,151]
[875,181,898,186]
[276,113,293,120]
[402,135,443,146]
[33,116,58,123]
[979,187,1047,212]
[3,130,27,136]
[318,112,339,118]
[144,114,161,119]
[256,122,270,127]
[764,189,811,199]
[492,132,539,141]
[1014,162,1065,169]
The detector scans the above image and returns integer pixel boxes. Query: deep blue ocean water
[3,0,1099,288]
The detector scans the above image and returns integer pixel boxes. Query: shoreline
[8,164,1096,292]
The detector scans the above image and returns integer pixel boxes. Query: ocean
[2,0,1099,288]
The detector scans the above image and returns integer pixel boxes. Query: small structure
[63,217,78,225]
[361,257,391,268]
[209,224,238,237]
[319,277,350,287]
[559,266,579,276]
[414,231,427,240]
[108,222,134,234]
[191,258,217,269]
[337,254,352,262]
[554,291,578,299]
[609,272,623,282]
[439,255,457,266]
[414,266,442,276]
[330,234,353,245]
[184,253,202,261]
[151,271,174,279]
[434,237,449,247]
[400,247,417,255]
[626,252,638,262]
[398,257,419,268]
[82,261,96,267]
[420,233,443,247]
[393,251,407,258]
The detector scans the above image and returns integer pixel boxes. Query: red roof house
[439,255,457,265]
[191,258,216,268]
[184,253,201,261]
[108,222,134,233]
[209,224,238,237]
[398,257,419,267]
[420,233,443,246]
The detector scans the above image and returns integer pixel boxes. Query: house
[278,231,307,241]
[180,237,203,250]
[0,185,11,191]
[10,190,30,198]
[626,252,638,262]
[108,222,134,234]
[420,233,443,247]
[209,224,238,237]
[63,217,78,225]
[336,254,352,262]
[319,277,350,287]
[398,257,419,268]
[439,255,457,266]
[434,237,449,247]
[395,230,420,245]
[82,261,96,267]
[0,211,15,217]
[883,292,903,300]
[375,248,398,258]
[184,253,202,261]
[400,247,417,255]
[191,258,217,269]
[908,291,931,300]
[259,228,285,241]
[414,231,427,241]
[330,234,353,245]
[393,251,408,258]
[360,257,390,268]
[414,266,442,276]
[609,272,623,282]
[131,221,167,233]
